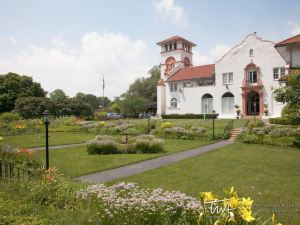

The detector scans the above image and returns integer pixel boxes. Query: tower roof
[157,35,196,47]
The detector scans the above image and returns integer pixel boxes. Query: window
[222,73,233,85]
[249,49,254,57]
[273,67,285,80]
[170,98,177,109]
[170,83,177,92]
[174,42,177,50]
[222,92,234,114]
[247,70,257,84]
[201,94,213,114]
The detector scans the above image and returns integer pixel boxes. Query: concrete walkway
[29,142,86,151]
[74,140,233,183]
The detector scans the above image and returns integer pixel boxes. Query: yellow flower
[241,208,255,222]
[201,191,216,202]
[99,121,105,126]
[0,136,3,140]
[229,197,239,209]
[272,213,276,224]
[241,197,253,209]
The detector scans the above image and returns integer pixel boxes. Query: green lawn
[35,139,213,177]
[2,132,96,148]
[111,143,300,225]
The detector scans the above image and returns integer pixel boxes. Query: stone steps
[229,128,243,141]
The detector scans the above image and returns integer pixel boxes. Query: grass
[2,132,96,148]
[111,143,300,225]
[35,138,213,177]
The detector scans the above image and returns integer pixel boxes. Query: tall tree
[274,74,300,124]
[49,89,67,102]
[0,73,46,113]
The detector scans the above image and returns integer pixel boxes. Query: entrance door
[247,92,259,115]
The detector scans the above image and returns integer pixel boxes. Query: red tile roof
[157,35,196,47]
[275,34,300,47]
[167,64,215,81]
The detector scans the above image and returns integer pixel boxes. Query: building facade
[157,33,290,118]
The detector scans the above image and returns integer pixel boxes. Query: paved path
[74,140,233,183]
[29,142,86,151]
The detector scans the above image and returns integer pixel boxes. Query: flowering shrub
[76,182,200,225]
[76,183,280,225]
[30,167,76,209]
[0,145,41,169]
[86,135,119,154]
[160,121,172,128]
[134,135,164,153]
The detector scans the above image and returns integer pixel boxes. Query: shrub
[0,112,21,122]
[269,117,289,125]
[30,168,76,209]
[134,135,164,153]
[161,113,218,119]
[86,135,119,154]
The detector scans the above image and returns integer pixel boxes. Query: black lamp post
[212,110,216,140]
[147,112,151,134]
[43,110,51,170]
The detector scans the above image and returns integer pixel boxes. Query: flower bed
[238,124,300,147]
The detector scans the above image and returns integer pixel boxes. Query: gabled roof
[167,64,215,82]
[275,34,300,47]
[157,35,196,47]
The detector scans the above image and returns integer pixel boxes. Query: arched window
[165,57,176,72]
[184,57,190,67]
[170,98,177,109]
[222,92,234,114]
[201,94,213,114]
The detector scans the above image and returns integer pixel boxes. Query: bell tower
[157,36,196,79]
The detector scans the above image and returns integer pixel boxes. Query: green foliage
[120,95,148,117]
[49,89,67,102]
[269,117,289,125]
[110,102,121,113]
[30,168,77,209]
[274,74,300,124]
[0,72,46,113]
[162,113,218,119]
[15,97,49,119]
[0,112,20,122]
[134,135,164,153]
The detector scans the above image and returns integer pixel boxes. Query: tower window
[249,49,254,56]
[174,42,177,50]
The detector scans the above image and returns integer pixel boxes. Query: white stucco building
[156,33,296,118]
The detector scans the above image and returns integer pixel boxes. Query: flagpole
[102,75,105,97]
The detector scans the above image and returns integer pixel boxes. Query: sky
[0,0,300,99]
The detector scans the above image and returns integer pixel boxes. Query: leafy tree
[49,89,67,102]
[75,93,100,111]
[15,97,50,119]
[110,102,121,113]
[0,73,46,113]
[120,95,148,117]
[69,98,93,117]
[98,96,111,108]
[274,74,300,124]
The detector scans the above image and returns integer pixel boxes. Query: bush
[0,112,21,122]
[161,113,218,119]
[134,135,164,153]
[86,135,119,154]
[269,117,289,125]
[94,111,108,120]
[30,168,76,209]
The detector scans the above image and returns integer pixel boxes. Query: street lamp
[212,110,216,140]
[147,112,151,134]
[43,110,51,170]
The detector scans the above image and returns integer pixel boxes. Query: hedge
[161,113,219,119]
[269,117,300,125]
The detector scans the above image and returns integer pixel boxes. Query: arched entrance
[247,91,259,115]
[201,94,213,114]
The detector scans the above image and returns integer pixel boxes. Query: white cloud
[193,45,231,65]
[288,21,300,36]
[153,0,188,26]
[0,32,158,99]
